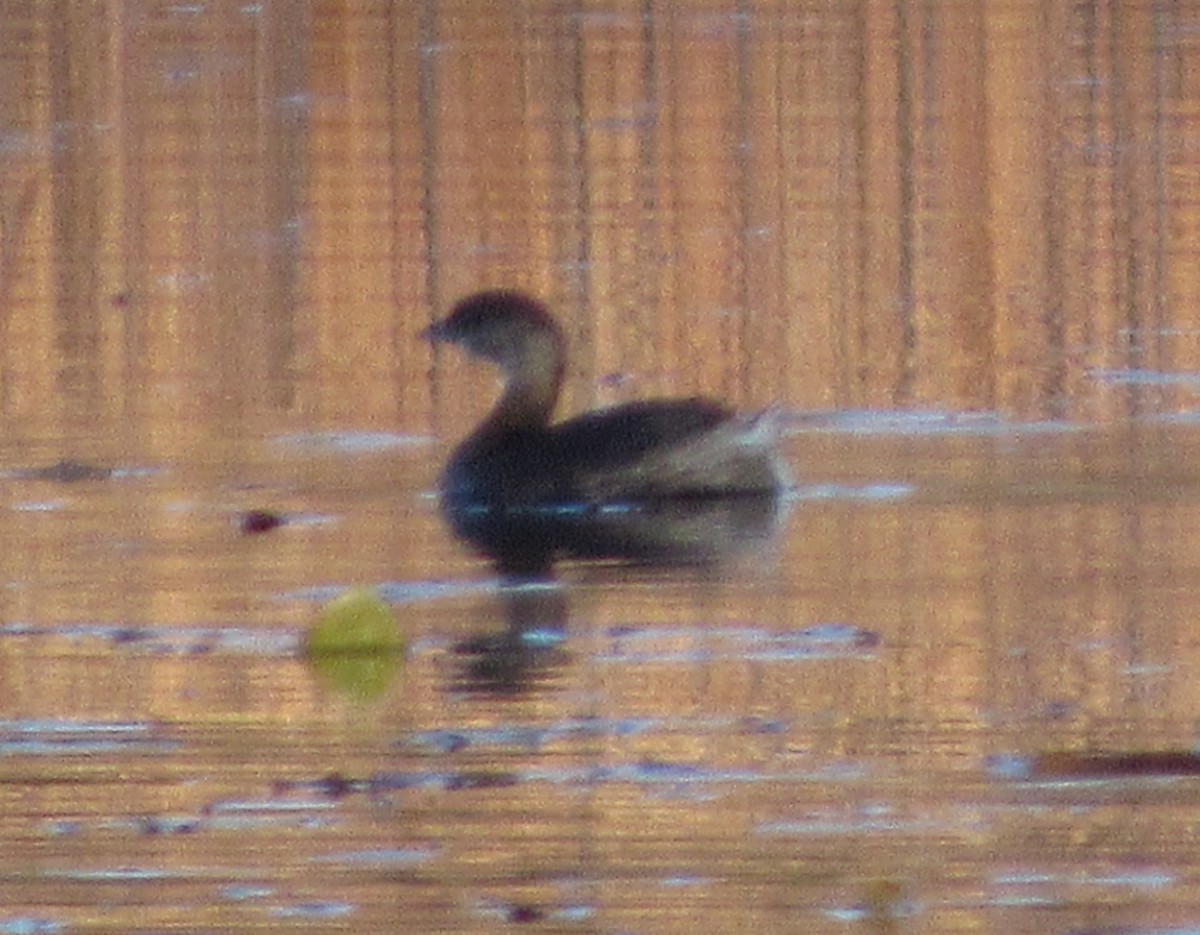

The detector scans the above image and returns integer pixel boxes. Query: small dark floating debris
[1031,750,1200,779]
[796,623,880,648]
[444,770,520,792]
[315,773,357,799]
[110,628,151,645]
[507,904,545,923]
[404,730,471,754]
[137,815,199,836]
[1042,699,1077,720]
[16,459,114,483]
[740,716,788,735]
[1038,750,1200,778]
[240,509,286,534]
[271,773,361,799]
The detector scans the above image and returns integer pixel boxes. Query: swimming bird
[422,290,786,507]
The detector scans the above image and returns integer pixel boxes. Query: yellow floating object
[303,588,405,699]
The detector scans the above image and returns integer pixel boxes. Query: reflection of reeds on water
[0,177,39,411]
[4,4,1194,435]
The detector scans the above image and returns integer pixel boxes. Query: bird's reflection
[443,493,785,697]
[450,578,569,697]
[445,494,784,573]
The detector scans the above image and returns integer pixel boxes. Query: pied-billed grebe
[422,290,786,505]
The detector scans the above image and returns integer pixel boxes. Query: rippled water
[2,415,1200,933]
[5,0,1200,930]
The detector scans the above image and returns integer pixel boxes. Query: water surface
[2,418,1199,934]
[4,3,1200,931]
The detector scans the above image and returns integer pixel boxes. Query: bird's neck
[482,344,565,434]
